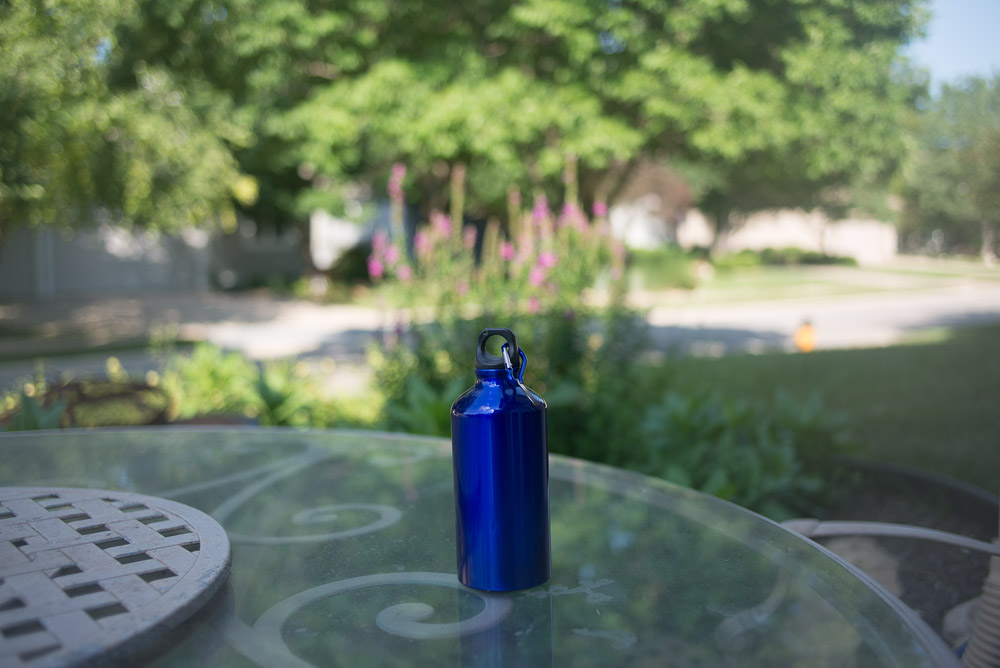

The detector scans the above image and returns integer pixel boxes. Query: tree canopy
[3,0,927,236]
[0,0,255,238]
[901,74,1000,262]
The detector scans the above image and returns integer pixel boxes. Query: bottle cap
[475,328,520,370]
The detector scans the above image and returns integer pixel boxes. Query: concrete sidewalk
[0,291,386,395]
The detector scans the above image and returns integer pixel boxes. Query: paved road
[642,279,1000,356]
[2,272,999,393]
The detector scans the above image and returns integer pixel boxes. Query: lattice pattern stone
[0,487,231,667]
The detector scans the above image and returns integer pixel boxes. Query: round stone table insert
[0,487,231,666]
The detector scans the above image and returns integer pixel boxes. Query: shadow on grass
[667,322,1000,492]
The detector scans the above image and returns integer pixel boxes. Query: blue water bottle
[451,328,550,591]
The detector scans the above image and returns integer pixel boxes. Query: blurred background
[1,0,998,515]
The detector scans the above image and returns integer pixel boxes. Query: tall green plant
[367,165,623,318]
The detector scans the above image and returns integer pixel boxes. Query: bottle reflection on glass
[459,588,554,668]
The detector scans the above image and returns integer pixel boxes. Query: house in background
[673,209,898,265]
[607,162,898,265]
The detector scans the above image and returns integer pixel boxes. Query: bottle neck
[475,368,513,381]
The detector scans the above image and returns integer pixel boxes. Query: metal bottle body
[451,366,550,591]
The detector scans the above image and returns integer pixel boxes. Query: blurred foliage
[160,342,259,419]
[711,248,763,272]
[639,390,847,519]
[161,342,328,426]
[366,165,846,516]
[372,306,658,455]
[624,246,857,291]
[714,247,857,270]
[670,323,1000,492]
[367,160,623,316]
[10,0,920,234]
[0,370,169,430]
[627,246,698,290]
[384,375,466,437]
[1,345,380,430]
[901,74,1000,260]
[373,306,847,517]
[0,0,253,238]
[0,392,67,431]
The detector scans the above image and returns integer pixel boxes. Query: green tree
[0,0,255,243]
[7,0,926,238]
[902,74,1000,262]
[107,0,928,229]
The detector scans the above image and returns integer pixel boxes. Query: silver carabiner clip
[502,344,514,371]
[501,343,528,382]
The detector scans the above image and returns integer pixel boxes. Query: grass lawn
[696,267,888,302]
[629,264,971,308]
[667,322,1000,492]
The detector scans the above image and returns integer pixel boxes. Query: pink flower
[396,264,412,281]
[388,162,406,202]
[529,265,546,287]
[414,231,430,256]
[431,210,452,238]
[527,296,540,314]
[372,231,388,253]
[500,242,515,262]
[593,200,608,217]
[463,226,477,250]
[532,195,549,223]
[560,202,588,232]
[457,281,469,296]
[367,256,384,279]
[538,251,557,269]
[384,245,401,266]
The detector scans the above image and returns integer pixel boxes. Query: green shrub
[373,310,847,518]
[255,359,318,427]
[799,250,857,266]
[384,375,467,436]
[370,306,658,463]
[627,246,698,289]
[714,248,857,269]
[161,343,259,420]
[0,392,67,431]
[761,247,857,266]
[0,360,169,430]
[761,247,802,265]
[712,249,762,272]
[162,343,323,426]
[636,389,847,518]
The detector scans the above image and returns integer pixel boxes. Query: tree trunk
[982,220,997,266]
[709,206,732,257]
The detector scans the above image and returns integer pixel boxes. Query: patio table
[0,427,958,667]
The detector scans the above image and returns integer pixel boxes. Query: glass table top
[0,428,956,667]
